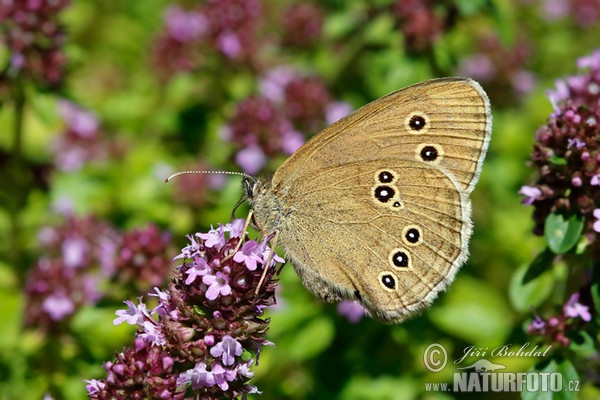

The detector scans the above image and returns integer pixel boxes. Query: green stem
[10,81,25,273]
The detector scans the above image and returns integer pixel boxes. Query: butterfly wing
[272,158,469,322]
[274,77,491,195]
[268,78,491,322]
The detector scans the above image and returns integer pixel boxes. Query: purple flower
[196,226,226,250]
[326,101,353,125]
[458,54,496,81]
[236,359,255,378]
[337,300,366,323]
[210,363,237,390]
[174,234,201,260]
[164,6,207,43]
[519,185,542,205]
[139,320,166,346]
[281,130,305,155]
[235,145,267,175]
[531,314,546,330]
[564,109,582,124]
[593,209,600,232]
[98,236,117,276]
[541,0,569,21]
[260,67,297,102]
[233,240,264,271]
[61,237,89,268]
[9,52,25,70]
[149,287,175,318]
[184,257,211,285]
[563,293,592,321]
[85,379,106,395]
[393,0,445,52]
[53,101,107,171]
[179,362,236,391]
[591,174,600,186]
[567,137,586,149]
[217,31,242,59]
[260,242,285,267]
[204,334,215,346]
[58,100,99,138]
[511,70,536,94]
[41,292,75,321]
[578,49,600,69]
[224,218,246,238]
[203,272,232,300]
[210,335,243,366]
[113,299,149,326]
[149,287,170,303]
[547,79,570,111]
[178,362,208,389]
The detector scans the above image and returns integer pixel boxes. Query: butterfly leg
[255,232,278,295]
[222,210,254,262]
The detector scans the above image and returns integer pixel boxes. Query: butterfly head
[241,176,260,202]
[241,175,280,236]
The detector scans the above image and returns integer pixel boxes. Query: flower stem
[9,80,26,273]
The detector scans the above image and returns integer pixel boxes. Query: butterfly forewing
[273,77,491,195]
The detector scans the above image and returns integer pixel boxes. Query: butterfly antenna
[164,170,252,183]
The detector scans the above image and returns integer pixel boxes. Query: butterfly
[242,77,491,323]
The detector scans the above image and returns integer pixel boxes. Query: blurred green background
[1,0,599,399]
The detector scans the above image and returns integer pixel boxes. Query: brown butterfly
[243,77,491,323]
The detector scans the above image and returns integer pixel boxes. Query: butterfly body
[243,77,491,323]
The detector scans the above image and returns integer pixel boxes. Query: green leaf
[287,316,334,361]
[591,265,600,318]
[555,357,581,400]
[544,213,584,254]
[428,276,513,346]
[509,260,554,312]
[522,248,555,284]
[524,357,580,400]
[568,330,596,356]
[455,0,489,16]
[341,376,418,400]
[488,0,516,45]
[549,155,568,166]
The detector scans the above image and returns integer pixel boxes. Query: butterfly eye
[421,146,438,161]
[373,185,395,203]
[402,225,423,246]
[409,115,426,130]
[376,170,396,183]
[404,112,430,134]
[416,143,444,164]
[379,272,397,291]
[390,249,411,269]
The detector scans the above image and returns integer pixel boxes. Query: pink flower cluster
[528,293,592,347]
[25,214,173,332]
[87,219,284,399]
[520,50,600,249]
[0,0,70,88]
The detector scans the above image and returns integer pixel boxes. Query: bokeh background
[1,0,599,399]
